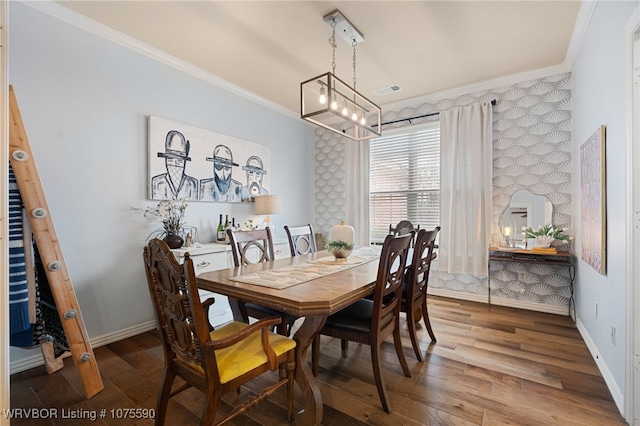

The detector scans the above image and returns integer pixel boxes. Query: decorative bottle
[217,214,225,242]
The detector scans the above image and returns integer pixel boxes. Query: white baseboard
[428,288,570,316]
[10,321,158,375]
[576,318,626,417]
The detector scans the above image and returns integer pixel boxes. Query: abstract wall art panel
[580,125,606,275]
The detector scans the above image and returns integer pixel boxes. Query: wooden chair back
[143,238,210,372]
[284,224,317,256]
[389,220,419,236]
[372,233,414,341]
[226,227,294,336]
[407,227,440,295]
[403,226,440,361]
[227,227,275,267]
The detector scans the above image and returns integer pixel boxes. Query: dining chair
[284,224,317,256]
[227,228,297,336]
[402,226,440,361]
[389,220,418,236]
[142,238,296,426]
[311,233,413,414]
[389,220,419,246]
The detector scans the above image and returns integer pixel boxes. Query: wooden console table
[488,247,575,316]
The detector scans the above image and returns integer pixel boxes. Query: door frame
[1,1,10,424]
[626,7,640,425]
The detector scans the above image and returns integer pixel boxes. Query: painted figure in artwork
[240,155,269,202]
[151,130,198,200]
[199,144,242,202]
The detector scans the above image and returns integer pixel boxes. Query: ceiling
[56,1,582,116]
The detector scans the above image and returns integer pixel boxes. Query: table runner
[228,246,381,290]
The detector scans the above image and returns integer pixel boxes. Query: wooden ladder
[8,85,103,398]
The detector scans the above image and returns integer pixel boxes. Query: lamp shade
[254,195,282,215]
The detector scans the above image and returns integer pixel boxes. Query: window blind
[369,123,440,243]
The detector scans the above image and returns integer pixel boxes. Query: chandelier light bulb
[330,97,338,110]
[342,102,349,116]
[351,111,358,121]
[360,115,367,125]
[319,87,327,104]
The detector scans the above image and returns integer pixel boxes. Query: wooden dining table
[196,249,382,425]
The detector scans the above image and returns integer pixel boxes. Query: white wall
[571,0,636,411]
[7,2,315,367]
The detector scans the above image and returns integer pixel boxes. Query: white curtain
[344,140,370,245]
[439,102,493,276]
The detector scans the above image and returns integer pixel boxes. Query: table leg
[228,297,248,323]
[293,315,327,426]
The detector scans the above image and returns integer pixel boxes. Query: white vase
[534,235,555,248]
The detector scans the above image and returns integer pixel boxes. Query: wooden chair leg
[393,320,411,378]
[371,340,391,414]
[422,295,437,343]
[201,390,222,426]
[155,369,176,426]
[276,320,288,336]
[311,334,320,377]
[414,306,423,322]
[286,316,297,337]
[405,302,424,362]
[341,339,349,357]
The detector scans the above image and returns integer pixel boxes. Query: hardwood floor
[10,296,627,425]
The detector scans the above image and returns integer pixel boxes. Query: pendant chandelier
[300,10,381,141]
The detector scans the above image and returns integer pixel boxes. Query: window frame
[369,121,441,244]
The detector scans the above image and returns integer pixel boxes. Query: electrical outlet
[518,271,526,282]
[611,325,616,345]
[594,301,598,319]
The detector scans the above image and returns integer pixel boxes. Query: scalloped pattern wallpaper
[314,72,573,314]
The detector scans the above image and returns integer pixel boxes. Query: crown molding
[20,0,300,121]
[563,0,598,70]
[380,62,571,112]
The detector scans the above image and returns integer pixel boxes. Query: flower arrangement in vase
[135,197,188,248]
[521,224,570,248]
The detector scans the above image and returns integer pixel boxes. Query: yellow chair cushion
[195,321,296,384]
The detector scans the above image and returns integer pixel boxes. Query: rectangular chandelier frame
[301,72,382,141]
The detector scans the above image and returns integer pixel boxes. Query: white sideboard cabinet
[171,243,233,328]
[171,239,289,327]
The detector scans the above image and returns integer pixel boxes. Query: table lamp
[502,225,512,247]
[254,194,282,232]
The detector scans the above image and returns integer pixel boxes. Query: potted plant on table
[521,224,571,248]
[326,240,354,259]
[136,197,188,249]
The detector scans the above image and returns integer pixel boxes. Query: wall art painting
[148,116,271,203]
[580,125,606,275]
